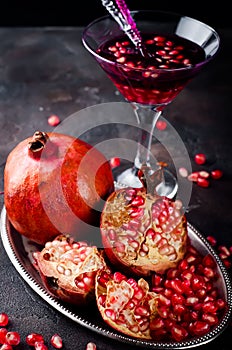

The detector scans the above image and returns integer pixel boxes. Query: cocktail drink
[96,32,205,106]
[82,9,220,197]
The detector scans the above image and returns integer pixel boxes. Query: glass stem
[132,103,162,171]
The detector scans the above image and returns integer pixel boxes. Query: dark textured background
[0,0,230,29]
[0,2,231,349]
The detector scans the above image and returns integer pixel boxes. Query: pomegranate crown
[28,131,48,152]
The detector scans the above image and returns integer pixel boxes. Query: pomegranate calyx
[138,164,164,195]
[28,131,48,152]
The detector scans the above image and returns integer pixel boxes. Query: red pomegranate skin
[4,131,114,245]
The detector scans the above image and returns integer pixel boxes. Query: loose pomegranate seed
[187,172,199,182]
[50,334,63,349]
[86,343,97,350]
[211,169,223,179]
[178,167,188,178]
[48,114,60,126]
[35,341,48,350]
[5,331,20,346]
[0,345,13,350]
[26,333,44,346]
[156,120,167,131]
[110,157,120,168]
[198,170,210,179]
[0,328,7,344]
[197,177,210,188]
[223,259,231,268]
[218,245,231,257]
[206,236,217,246]
[0,313,9,327]
[194,153,206,165]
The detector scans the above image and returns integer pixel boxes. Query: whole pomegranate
[4,131,114,245]
[100,166,187,275]
[34,234,107,304]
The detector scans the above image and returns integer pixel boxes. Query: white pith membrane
[101,187,188,275]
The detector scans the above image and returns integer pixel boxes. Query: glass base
[114,164,178,199]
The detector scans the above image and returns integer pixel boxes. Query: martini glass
[82,10,220,197]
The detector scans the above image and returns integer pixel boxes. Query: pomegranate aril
[129,207,144,218]
[156,120,167,130]
[189,320,210,336]
[197,177,210,188]
[130,195,145,206]
[218,245,231,257]
[211,169,223,179]
[138,319,150,332]
[157,305,169,318]
[105,309,116,321]
[187,172,199,182]
[171,293,185,305]
[0,328,7,344]
[223,259,231,268]
[171,324,188,341]
[86,343,97,350]
[196,288,207,299]
[26,333,44,346]
[168,279,183,294]
[50,334,63,349]
[48,114,60,126]
[0,313,9,327]
[166,268,179,279]
[202,254,216,268]
[203,266,215,279]
[5,331,20,346]
[133,287,145,300]
[134,306,150,317]
[0,345,13,350]
[216,298,226,309]
[98,294,106,307]
[199,170,210,179]
[206,235,217,246]
[178,167,188,178]
[97,272,110,287]
[158,294,171,306]
[152,273,163,287]
[113,272,127,283]
[186,296,199,306]
[194,153,206,165]
[110,157,120,168]
[202,313,218,325]
[150,317,165,330]
[173,303,186,316]
[202,301,218,314]
[35,341,48,350]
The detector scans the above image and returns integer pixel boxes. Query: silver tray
[1,205,232,349]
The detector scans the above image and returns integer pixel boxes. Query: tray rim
[1,205,232,349]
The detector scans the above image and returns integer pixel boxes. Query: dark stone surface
[0,27,232,349]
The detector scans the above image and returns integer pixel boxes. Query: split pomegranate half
[100,167,188,275]
[95,269,159,339]
[33,235,106,305]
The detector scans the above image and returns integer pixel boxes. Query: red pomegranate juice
[96,33,205,106]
